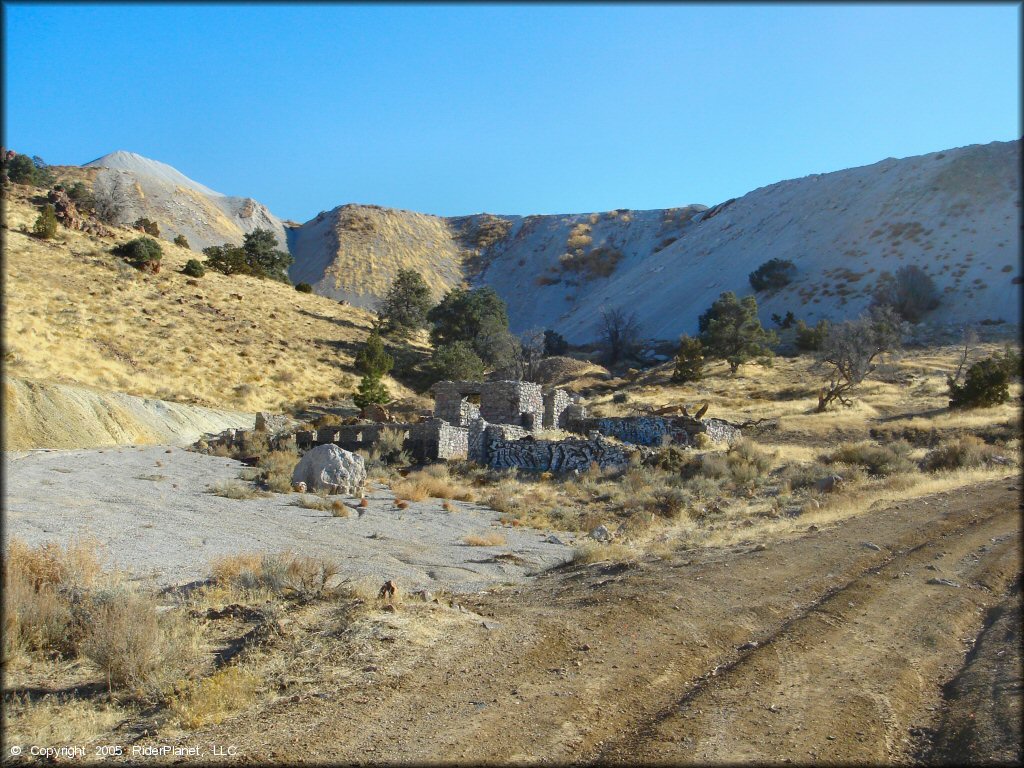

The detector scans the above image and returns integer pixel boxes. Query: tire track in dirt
[593,486,1020,764]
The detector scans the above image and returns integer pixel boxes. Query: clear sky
[3,3,1020,221]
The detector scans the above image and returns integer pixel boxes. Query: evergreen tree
[33,204,58,239]
[380,269,433,336]
[698,292,776,373]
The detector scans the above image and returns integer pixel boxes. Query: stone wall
[487,434,629,472]
[478,381,544,432]
[568,415,741,447]
[543,388,571,429]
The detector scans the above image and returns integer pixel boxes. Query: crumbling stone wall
[543,389,571,429]
[478,381,544,432]
[568,415,741,447]
[487,434,628,472]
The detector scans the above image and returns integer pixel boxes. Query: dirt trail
[134,477,1021,763]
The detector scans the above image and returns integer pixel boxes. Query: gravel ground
[3,446,576,593]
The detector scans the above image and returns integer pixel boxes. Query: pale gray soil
[3,446,575,593]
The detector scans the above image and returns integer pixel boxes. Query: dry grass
[463,531,508,547]
[168,665,261,729]
[1,185,415,415]
[3,694,125,747]
[390,464,477,503]
[260,448,299,493]
[572,541,637,564]
[210,551,342,602]
[209,480,271,500]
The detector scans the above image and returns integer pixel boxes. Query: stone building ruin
[201,379,739,473]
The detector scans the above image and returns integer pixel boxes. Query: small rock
[544,534,568,546]
[589,524,613,543]
[481,620,500,631]
[738,640,759,651]
[863,542,882,551]
[927,578,961,588]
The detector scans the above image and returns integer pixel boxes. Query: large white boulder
[291,444,366,495]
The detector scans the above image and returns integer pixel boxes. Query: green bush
[353,374,390,409]
[429,341,486,382]
[355,332,394,378]
[4,153,53,187]
[380,269,433,336]
[66,182,96,213]
[113,237,163,273]
[173,234,190,249]
[826,441,914,477]
[295,282,313,293]
[182,259,205,278]
[795,319,830,351]
[203,228,292,282]
[749,258,796,291]
[672,334,704,383]
[33,204,58,239]
[948,356,1011,409]
[698,292,776,373]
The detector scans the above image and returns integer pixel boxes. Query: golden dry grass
[2,184,412,412]
[463,531,508,547]
[168,665,261,730]
[390,464,477,503]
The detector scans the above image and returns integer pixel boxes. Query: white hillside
[477,139,1021,341]
[84,151,289,253]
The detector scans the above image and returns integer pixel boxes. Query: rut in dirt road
[593,482,1021,765]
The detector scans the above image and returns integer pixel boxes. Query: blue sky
[3,3,1019,221]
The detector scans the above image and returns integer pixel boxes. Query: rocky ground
[24,475,1012,765]
[3,446,574,593]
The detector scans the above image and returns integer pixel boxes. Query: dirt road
[134,477,1021,764]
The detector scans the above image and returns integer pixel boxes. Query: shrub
[672,335,704,383]
[355,332,394,378]
[182,259,205,278]
[429,341,486,382]
[33,204,58,239]
[920,436,997,472]
[352,374,390,409]
[749,258,796,291]
[173,234,190,249]
[79,591,199,694]
[134,217,160,237]
[428,286,509,348]
[295,282,313,293]
[948,356,1011,409]
[772,311,796,329]
[795,319,830,352]
[203,228,292,282]
[543,329,569,357]
[871,265,940,322]
[5,154,38,184]
[374,428,409,465]
[380,269,433,336]
[169,666,259,729]
[66,181,96,213]
[698,292,776,373]
[113,237,163,273]
[259,449,299,493]
[827,441,914,477]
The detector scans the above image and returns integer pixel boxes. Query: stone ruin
[199,380,740,474]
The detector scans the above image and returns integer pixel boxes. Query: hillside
[65,140,1021,343]
[286,139,1021,341]
[1,181,404,414]
[286,203,465,308]
[84,151,289,253]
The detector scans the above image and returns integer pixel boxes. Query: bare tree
[518,327,547,382]
[950,325,979,385]
[814,307,904,412]
[600,307,641,367]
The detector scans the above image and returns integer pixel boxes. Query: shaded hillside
[2,183,404,413]
[84,151,289,253]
